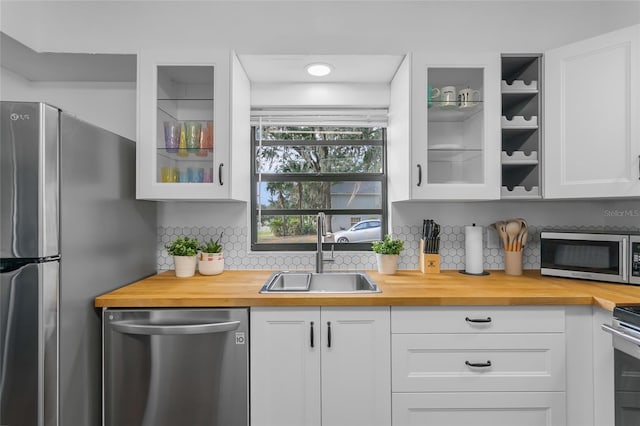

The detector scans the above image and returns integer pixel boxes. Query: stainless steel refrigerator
[0,102,157,426]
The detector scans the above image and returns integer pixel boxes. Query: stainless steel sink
[259,271,380,293]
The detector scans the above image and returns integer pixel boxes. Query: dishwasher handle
[110,320,241,336]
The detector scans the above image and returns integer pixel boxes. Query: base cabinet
[391,306,567,426]
[250,306,390,426]
[393,392,566,426]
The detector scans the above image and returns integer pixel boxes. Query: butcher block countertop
[94,270,640,311]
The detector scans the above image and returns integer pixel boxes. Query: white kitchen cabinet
[545,25,640,198]
[393,392,566,426]
[137,49,250,200]
[250,306,390,426]
[593,307,615,426]
[392,333,566,392]
[389,53,501,201]
[391,306,566,426]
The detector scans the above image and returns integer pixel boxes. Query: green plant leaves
[371,234,404,255]
[165,236,199,257]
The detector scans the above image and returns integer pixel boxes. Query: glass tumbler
[163,121,181,153]
[184,121,202,154]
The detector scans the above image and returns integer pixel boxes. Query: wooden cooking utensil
[505,220,522,252]
[495,221,509,250]
[514,218,528,251]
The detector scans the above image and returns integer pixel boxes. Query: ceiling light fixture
[305,63,333,77]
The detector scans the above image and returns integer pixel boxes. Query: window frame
[250,126,388,252]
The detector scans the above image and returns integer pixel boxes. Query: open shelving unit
[500,54,542,199]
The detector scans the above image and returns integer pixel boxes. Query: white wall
[1,67,136,139]
[2,1,638,266]
[392,199,640,230]
[1,1,637,139]
[1,1,638,55]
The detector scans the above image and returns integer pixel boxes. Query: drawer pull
[465,316,492,323]
[465,360,492,368]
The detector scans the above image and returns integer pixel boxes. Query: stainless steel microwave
[540,231,640,285]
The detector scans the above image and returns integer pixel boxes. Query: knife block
[419,240,440,274]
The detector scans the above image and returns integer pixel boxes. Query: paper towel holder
[459,223,490,276]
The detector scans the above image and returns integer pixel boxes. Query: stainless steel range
[602,306,640,426]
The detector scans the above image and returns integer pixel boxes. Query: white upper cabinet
[137,49,250,200]
[389,53,501,201]
[545,25,640,199]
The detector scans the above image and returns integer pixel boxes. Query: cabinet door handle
[416,164,422,187]
[465,316,492,323]
[465,360,492,368]
[637,155,640,180]
[327,321,332,348]
[218,163,224,186]
[310,321,315,348]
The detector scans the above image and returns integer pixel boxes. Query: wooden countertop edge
[94,270,640,310]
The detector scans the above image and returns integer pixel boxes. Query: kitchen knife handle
[310,321,315,348]
[465,360,492,368]
[416,164,422,187]
[218,163,224,186]
[465,316,492,323]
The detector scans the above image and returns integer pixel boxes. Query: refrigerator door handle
[110,320,240,336]
[0,256,61,273]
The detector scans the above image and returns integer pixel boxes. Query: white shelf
[501,80,538,93]
[428,102,483,122]
[157,149,213,162]
[501,115,538,129]
[501,186,541,198]
[501,150,538,165]
[428,149,482,163]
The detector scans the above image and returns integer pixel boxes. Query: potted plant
[371,234,404,275]
[199,233,224,275]
[165,236,199,278]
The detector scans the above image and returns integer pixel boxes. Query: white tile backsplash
[157,223,639,272]
[157,199,640,272]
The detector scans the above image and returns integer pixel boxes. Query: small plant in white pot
[199,233,224,276]
[372,234,404,275]
[165,236,199,278]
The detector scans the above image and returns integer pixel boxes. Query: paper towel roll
[465,225,484,274]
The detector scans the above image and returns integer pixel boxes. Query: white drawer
[392,392,566,426]
[391,306,565,334]
[392,333,565,392]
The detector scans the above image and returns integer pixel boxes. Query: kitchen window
[251,121,387,251]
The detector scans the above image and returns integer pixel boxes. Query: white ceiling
[238,54,405,84]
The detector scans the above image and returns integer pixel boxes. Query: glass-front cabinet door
[137,50,230,199]
[411,53,500,199]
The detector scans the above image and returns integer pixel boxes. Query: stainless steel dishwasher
[102,308,248,426]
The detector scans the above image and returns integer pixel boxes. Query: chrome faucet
[316,212,334,273]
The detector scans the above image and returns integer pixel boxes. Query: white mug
[458,88,481,108]
[440,86,457,107]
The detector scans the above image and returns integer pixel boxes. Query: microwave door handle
[622,237,629,282]
[110,320,241,336]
